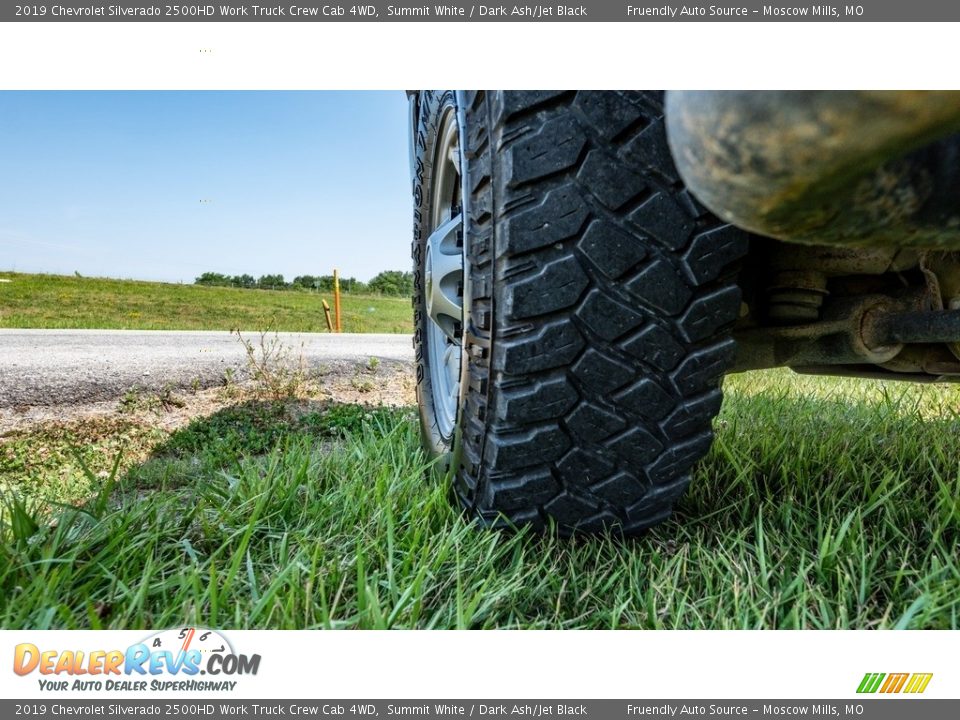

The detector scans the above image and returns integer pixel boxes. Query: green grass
[0,272,411,333]
[1,370,958,629]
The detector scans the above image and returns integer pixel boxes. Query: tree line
[194,270,413,296]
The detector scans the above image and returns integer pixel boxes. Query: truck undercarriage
[669,91,960,382]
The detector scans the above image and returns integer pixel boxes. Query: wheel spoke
[443,343,460,387]
[429,276,462,336]
[427,212,462,256]
[426,213,464,340]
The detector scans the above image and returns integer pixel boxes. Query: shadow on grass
[2,381,958,629]
[127,399,412,492]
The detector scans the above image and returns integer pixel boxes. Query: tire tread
[446,91,747,534]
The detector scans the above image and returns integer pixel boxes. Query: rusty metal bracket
[733,295,905,372]
[869,308,960,346]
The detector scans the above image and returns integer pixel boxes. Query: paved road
[0,329,413,407]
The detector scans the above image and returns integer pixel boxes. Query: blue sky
[0,91,410,283]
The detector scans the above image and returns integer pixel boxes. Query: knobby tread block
[576,150,649,211]
[625,258,693,315]
[501,186,589,255]
[483,469,559,512]
[613,377,675,421]
[682,225,751,285]
[564,401,627,443]
[621,323,685,371]
[573,91,647,141]
[574,288,647,341]
[544,492,599,522]
[507,116,587,188]
[505,255,589,320]
[571,347,635,394]
[577,220,648,279]
[494,320,585,374]
[590,471,650,507]
[605,426,664,468]
[679,285,743,343]
[414,90,749,535]
[618,119,679,184]
[484,425,571,473]
[495,376,579,425]
[556,448,616,484]
[660,389,724,440]
[628,191,695,251]
[495,91,571,126]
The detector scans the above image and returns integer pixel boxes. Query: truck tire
[412,90,748,534]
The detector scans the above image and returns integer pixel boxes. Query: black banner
[2,1,956,23]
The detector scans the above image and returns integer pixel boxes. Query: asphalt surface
[0,329,413,407]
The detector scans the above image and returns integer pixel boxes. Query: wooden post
[333,269,342,333]
[321,299,333,332]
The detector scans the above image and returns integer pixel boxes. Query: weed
[0,494,39,548]
[235,329,309,400]
[68,444,125,520]
[162,402,295,469]
[349,358,382,393]
[351,378,376,393]
[0,418,165,508]
[118,385,184,414]
[118,388,159,414]
[298,404,402,437]
[157,384,186,410]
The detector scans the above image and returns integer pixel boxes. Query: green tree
[195,272,231,287]
[316,275,337,291]
[293,275,318,289]
[258,274,286,290]
[344,277,367,293]
[368,270,413,296]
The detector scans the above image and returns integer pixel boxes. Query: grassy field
[0,272,411,333]
[1,369,959,629]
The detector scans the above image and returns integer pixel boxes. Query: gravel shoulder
[0,329,415,433]
[0,329,412,407]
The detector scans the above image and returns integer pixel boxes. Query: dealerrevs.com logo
[13,627,261,692]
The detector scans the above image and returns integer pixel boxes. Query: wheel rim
[425,106,465,440]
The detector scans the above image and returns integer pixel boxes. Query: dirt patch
[0,359,415,436]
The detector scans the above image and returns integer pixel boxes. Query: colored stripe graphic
[904,673,934,694]
[857,673,885,693]
[881,673,909,693]
[857,672,932,694]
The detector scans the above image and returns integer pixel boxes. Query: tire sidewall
[412,90,467,470]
